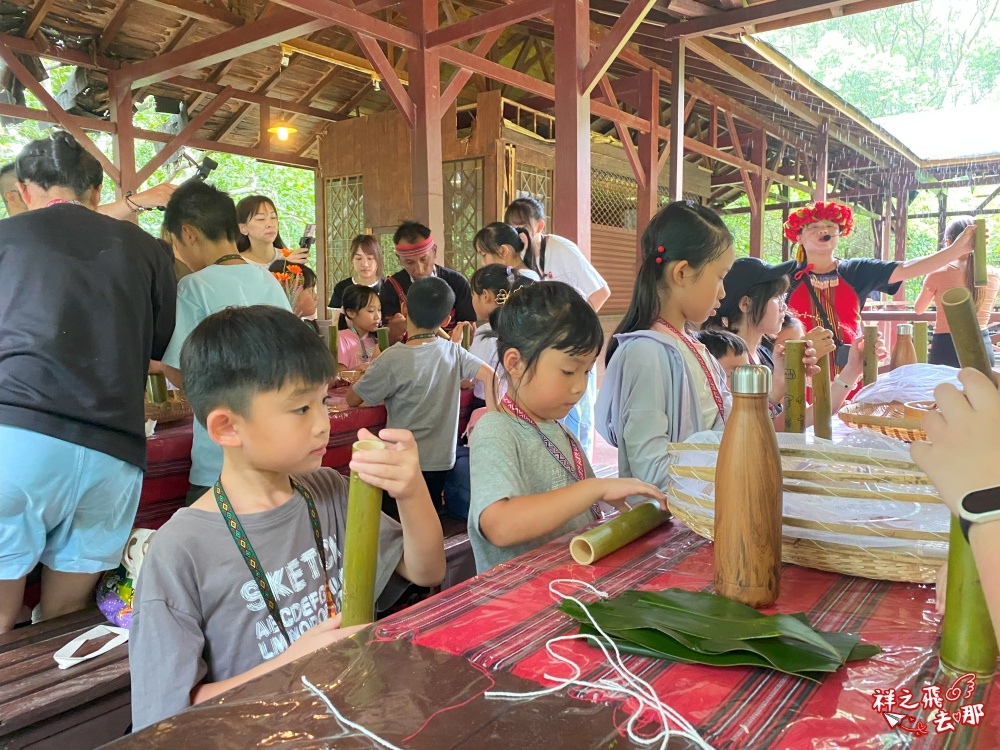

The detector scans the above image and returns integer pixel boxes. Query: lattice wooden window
[592,169,637,229]
[324,175,365,290]
[514,163,552,222]
[443,158,483,279]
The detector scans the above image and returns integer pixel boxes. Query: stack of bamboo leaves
[560,589,880,681]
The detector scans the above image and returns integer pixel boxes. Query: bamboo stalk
[146,373,168,404]
[813,353,832,440]
[377,327,390,352]
[862,324,879,386]
[914,321,929,364]
[974,218,988,287]
[436,328,450,340]
[669,443,919,471]
[340,438,386,627]
[569,503,671,564]
[668,464,933,485]
[461,325,473,350]
[940,286,998,679]
[328,323,339,371]
[784,340,807,434]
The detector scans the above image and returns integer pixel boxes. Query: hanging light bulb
[267,121,298,141]
[372,73,381,92]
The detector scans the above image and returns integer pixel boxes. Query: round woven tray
[144,394,193,424]
[838,401,927,443]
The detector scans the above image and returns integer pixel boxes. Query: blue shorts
[0,425,143,579]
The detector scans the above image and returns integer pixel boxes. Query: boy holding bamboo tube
[128,306,446,732]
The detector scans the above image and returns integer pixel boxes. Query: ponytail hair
[15,130,103,198]
[470,262,533,301]
[473,223,540,276]
[606,201,733,365]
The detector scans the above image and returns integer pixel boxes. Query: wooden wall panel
[591,223,637,316]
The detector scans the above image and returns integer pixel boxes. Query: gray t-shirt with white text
[469,411,595,573]
[128,468,404,730]
[353,338,484,471]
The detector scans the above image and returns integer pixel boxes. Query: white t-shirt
[538,234,607,300]
[469,322,509,401]
[162,264,293,486]
[242,247,284,268]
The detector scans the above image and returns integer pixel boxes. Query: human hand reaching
[284,614,366,660]
[350,428,426,503]
[450,320,476,344]
[589,478,667,514]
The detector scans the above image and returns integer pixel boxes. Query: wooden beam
[813,117,829,201]
[0,46,120,184]
[22,0,59,38]
[108,71,137,200]
[123,9,331,88]
[598,75,644,190]
[137,88,235,184]
[748,128,767,258]
[213,69,281,142]
[752,0,913,33]
[166,76,346,122]
[335,81,374,116]
[581,0,658,96]
[427,0,554,48]
[667,0,718,17]
[98,0,137,55]
[270,0,418,49]
[667,37,685,200]
[439,44,554,100]
[353,33,414,126]
[134,127,318,169]
[661,0,857,39]
[0,33,118,70]
[136,0,245,26]
[440,27,503,111]
[282,38,408,83]
[0,102,115,133]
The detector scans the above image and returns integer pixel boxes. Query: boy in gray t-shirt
[129,306,447,732]
[348,276,495,510]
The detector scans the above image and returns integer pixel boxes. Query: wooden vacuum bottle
[889,323,917,370]
[714,364,783,608]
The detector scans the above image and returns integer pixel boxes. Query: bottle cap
[897,323,913,336]
[730,364,772,395]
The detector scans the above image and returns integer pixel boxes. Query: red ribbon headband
[394,235,436,257]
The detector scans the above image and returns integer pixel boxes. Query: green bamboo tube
[461,325,472,350]
[146,373,168,404]
[340,438,386,627]
[569,503,670,564]
[914,321,929,364]
[974,218,988,287]
[813,353,832,440]
[377,327,390,352]
[940,285,998,680]
[783,340,806,434]
[862,324,879,386]
[328,323,339,371]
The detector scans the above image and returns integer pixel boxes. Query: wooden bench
[440,515,476,590]
[0,609,130,750]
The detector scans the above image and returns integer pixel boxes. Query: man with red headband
[380,220,476,344]
[785,200,976,372]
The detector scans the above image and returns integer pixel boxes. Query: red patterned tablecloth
[373,520,1000,749]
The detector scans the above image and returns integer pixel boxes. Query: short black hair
[393,220,431,246]
[504,196,546,225]
[164,180,239,243]
[470,263,533,297]
[180,305,335,425]
[695,328,748,361]
[338,283,381,330]
[406,276,454,329]
[15,131,103,197]
[491,281,603,386]
[269,260,317,290]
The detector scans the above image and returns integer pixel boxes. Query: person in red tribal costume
[785,200,977,372]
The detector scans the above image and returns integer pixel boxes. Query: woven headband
[394,235,436,257]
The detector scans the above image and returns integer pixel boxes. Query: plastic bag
[852,363,960,405]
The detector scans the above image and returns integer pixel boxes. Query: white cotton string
[485,579,715,750]
[301,675,405,750]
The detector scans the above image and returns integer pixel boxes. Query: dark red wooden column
[636,67,660,264]
[108,71,137,202]
[407,0,444,244]
[553,0,591,256]
[748,127,767,259]
[812,118,829,202]
[667,38,685,201]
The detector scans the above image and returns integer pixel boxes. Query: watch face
[963,487,1000,515]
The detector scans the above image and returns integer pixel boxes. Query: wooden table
[107,519,999,749]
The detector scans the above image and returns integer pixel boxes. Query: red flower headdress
[783,201,855,242]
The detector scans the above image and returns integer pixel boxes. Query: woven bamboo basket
[838,401,927,443]
[144,392,193,424]
[667,434,947,583]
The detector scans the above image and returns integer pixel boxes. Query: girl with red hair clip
[785,200,976,385]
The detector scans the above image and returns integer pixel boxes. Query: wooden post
[748,128,766,259]
[636,68,660,265]
[812,118,828,202]
[408,0,445,244]
[314,170,327,315]
[937,190,948,250]
[667,38,685,201]
[893,181,908,302]
[879,192,892,263]
[553,0,591,255]
[108,71,138,205]
[780,185,790,262]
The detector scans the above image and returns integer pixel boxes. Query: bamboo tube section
[862,324,879,386]
[914,321,929,364]
[974,218,988,287]
[146,373,168,404]
[813,353,832,440]
[341,438,386,627]
[569,503,671,565]
[784,340,807,434]
[461,325,473,350]
[377,327,390,352]
[940,285,998,680]
[328,323,339,371]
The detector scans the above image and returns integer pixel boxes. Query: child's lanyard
[214,480,335,647]
[500,394,585,482]
[353,325,372,362]
[655,317,726,425]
